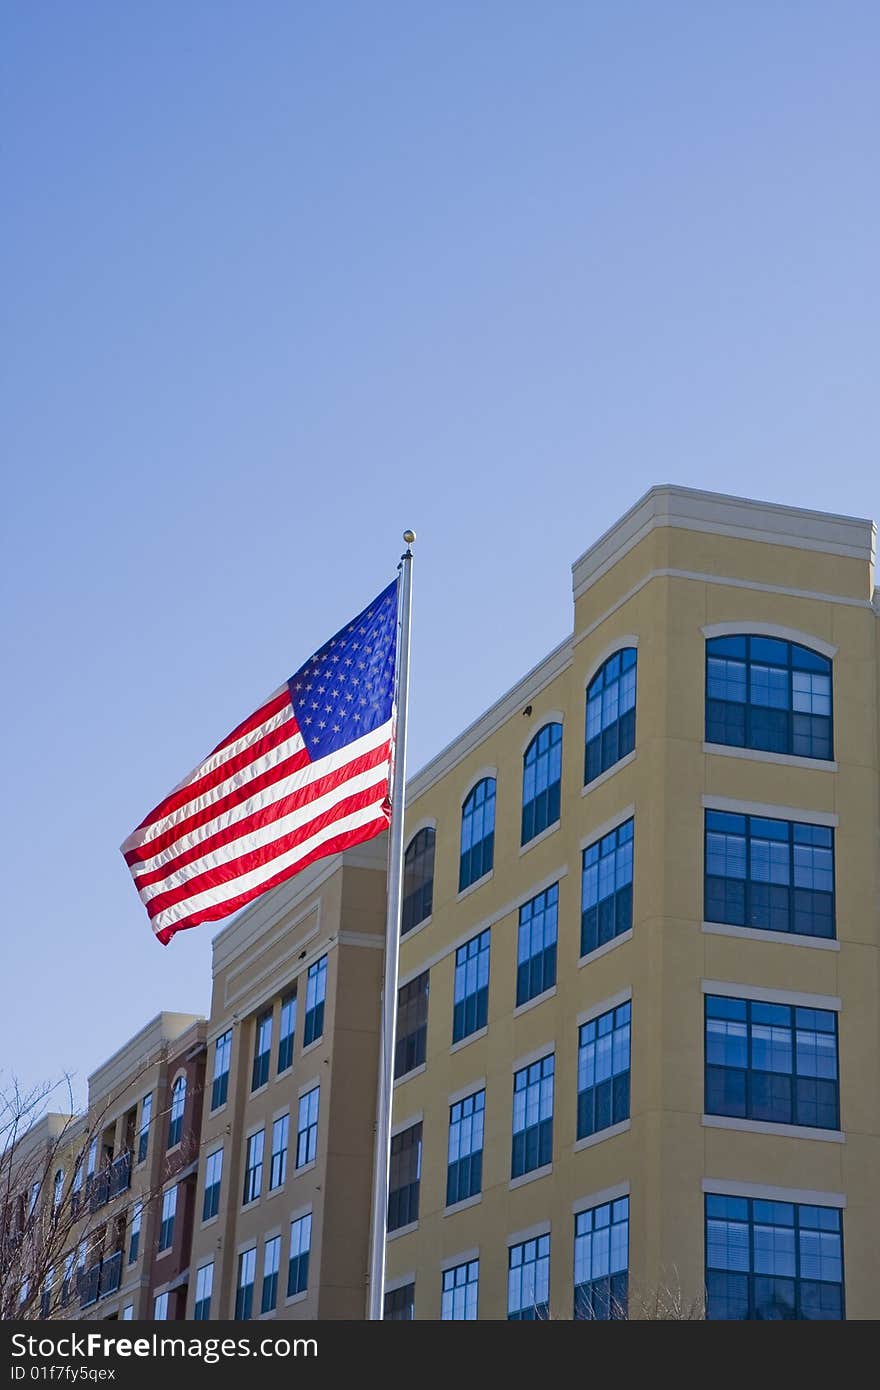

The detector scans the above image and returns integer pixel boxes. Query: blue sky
[2,2,877,1106]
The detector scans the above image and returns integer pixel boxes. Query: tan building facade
[386,485,879,1320]
[9,485,879,1322]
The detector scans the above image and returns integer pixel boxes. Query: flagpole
[367,530,415,1321]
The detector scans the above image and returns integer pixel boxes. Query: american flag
[122,580,399,945]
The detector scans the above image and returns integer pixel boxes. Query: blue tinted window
[508,1235,550,1320]
[167,1077,186,1148]
[511,1054,554,1179]
[522,723,562,844]
[388,1122,421,1232]
[517,884,558,1006]
[441,1260,479,1320]
[705,1195,843,1319]
[403,828,435,934]
[303,956,327,1046]
[459,779,496,891]
[581,819,634,956]
[446,1089,485,1206]
[384,1282,415,1319]
[577,1002,631,1140]
[453,930,490,1042]
[705,994,839,1130]
[705,811,835,938]
[706,635,832,760]
[395,971,429,1079]
[585,649,637,784]
[574,1197,629,1320]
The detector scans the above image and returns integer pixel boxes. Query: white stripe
[121,690,290,853]
[149,800,389,935]
[130,720,393,876]
[136,755,391,902]
[123,727,307,855]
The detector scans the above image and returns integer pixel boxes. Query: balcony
[89,1170,109,1213]
[89,1152,132,1212]
[99,1251,122,1298]
[78,1264,100,1308]
[108,1152,132,1199]
[78,1251,123,1308]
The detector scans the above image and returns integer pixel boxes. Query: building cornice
[571,484,876,601]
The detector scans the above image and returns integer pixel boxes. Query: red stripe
[143,778,390,918]
[131,741,392,889]
[124,741,311,867]
[207,688,291,756]
[154,811,391,945]
[132,707,297,837]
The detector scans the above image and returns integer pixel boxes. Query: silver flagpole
[367,530,415,1320]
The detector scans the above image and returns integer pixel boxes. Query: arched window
[522,723,562,845]
[585,649,637,784]
[167,1076,186,1149]
[459,779,496,892]
[402,828,435,935]
[706,635,832,759]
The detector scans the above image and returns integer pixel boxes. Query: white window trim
[576,987,632,1029]
[390,1111,423,1139]
[573,1118,631,1153]
[572,1179,630,1215]
[579,804,636,853]
[581,748,637,796]
[578,928,633,969]
[701,620,837,659]
[702,1177,846,1207]
[440,1247,479,1272]
[583,636,640,692]
[459,767,498,807]
[702,794,838,826]
[704,742,838,773]
[384,1270,415,1295]
[702,921,840,952]
[448,1078,486,1107]
[507,1219,551,1247]
[520,712,565,756]
[701,978,841,1011]
[702,1115,844,1144]
[512,1043,555,1075]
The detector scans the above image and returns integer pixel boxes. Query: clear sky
[2,2,878,1107]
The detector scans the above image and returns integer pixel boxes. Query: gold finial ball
[403,529,416,545]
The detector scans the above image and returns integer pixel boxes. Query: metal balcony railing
[98,1251,122,1298]
[108,1151,132,1199]
[78,1264,100,1308]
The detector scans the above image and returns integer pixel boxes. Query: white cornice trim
[572,485,875,600]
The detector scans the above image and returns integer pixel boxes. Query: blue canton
[287,579,398,760]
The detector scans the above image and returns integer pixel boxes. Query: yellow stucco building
[385,484,879,1320]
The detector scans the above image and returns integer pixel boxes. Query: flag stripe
[153,810,391,944]
[123,712,302,850]
[149,800,391,937]
[124,688,291,842]
[124,719,391,871]
[123,727,308,859]
[141,776,389,916]
[131,741,392,891]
